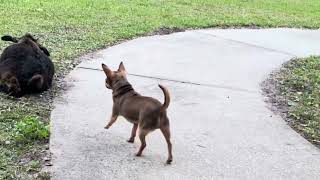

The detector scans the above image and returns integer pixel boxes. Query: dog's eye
[106,78,112,85]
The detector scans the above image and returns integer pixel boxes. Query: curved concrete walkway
[50,29,320,180]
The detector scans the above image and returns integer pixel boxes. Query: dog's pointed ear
[118,62,126,74]
[1,35,18,43]
[39,45,50,56]
[102,63,114,77]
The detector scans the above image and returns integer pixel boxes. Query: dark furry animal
[0,33,54,97]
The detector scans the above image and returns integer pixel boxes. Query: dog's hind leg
[28,74,44,91]
[136,129,149,157]
[1,72,21,96]
[8,76,21,96]
[160,125,173,164]
[0,73,9,93]
[127,123,138,143]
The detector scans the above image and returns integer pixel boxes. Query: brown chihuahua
[102,62,173,164]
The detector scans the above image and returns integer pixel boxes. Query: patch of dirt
[221,24,262,29]
[14,143,51,180]
[261,69,291,123]
[146,25,264,36]
[261,63,320,149]
[147,27,185,35]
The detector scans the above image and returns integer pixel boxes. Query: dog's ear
[1,35,18,43]
[102,63,114,77]
[39,45,50,56]
[118,62,126,74]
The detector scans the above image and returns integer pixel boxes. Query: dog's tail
[159,84,170,110]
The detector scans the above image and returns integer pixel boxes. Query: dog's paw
[127,138,134,143]
[135,153,142,157]
[166,159,172,164]
[104,123,112,129]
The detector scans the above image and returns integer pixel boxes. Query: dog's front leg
[104,115,118,129]
[105,106,119,129]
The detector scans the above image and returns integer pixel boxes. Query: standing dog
[102,62,173,164]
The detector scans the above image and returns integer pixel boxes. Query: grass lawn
[1,0,320,178]
[266,57,320,147]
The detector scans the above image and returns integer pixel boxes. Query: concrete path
[50,29,320,180]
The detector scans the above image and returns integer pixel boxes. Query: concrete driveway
[50,29,320,180]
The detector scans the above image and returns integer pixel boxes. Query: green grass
[1,0,320,74]
[14,116,49,144]
[0,108,50,179]
[275,57,320,146]
[1,0,320,178]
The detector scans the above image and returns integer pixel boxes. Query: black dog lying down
[0,33,55,97]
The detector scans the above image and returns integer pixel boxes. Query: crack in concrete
[197,31,297,57]
[78,66,258,94]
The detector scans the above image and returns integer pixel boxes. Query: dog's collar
[112,84,135,98]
